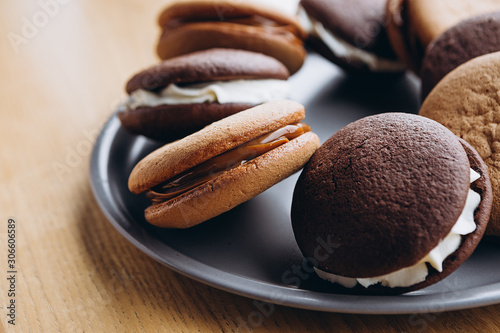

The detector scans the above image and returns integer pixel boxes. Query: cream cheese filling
[314,169,481,289]
[250,0,300,16]
[124,79,291,110]
[297,7,405,72]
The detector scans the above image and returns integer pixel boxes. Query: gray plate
[90,54,500,314]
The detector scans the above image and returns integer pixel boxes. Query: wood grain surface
[1,1,500,332]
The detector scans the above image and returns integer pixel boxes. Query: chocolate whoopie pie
[386,0,500,73]
[420,11,500,100]
[156,0,307,74]
[291,113,492,294]
[299,0,404,73]
[119,48,290,141]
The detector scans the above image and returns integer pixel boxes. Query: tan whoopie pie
[419,52,500,237]
[156,0,307,74]
[128,100,320,228]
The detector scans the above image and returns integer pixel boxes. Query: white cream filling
[250,0,300,16]
[124,79,290,110]
[298,7,405,72]
[315,169,481,289]
[296,6,314,33]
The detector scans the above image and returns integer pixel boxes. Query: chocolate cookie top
[125,48,290,94]
[328,138,492,295]
[419,52,500,236]
[291,113,471,278]
[302,0,397,59]
[420,11,500,99]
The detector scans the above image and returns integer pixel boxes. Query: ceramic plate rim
[90,114,500,315]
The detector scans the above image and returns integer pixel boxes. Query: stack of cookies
[120,0,320,230]
[116,0,500,295]
[119,0,308,141]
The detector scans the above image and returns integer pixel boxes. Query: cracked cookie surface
[291,113,470,278]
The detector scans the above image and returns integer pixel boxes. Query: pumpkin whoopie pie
[419,52,500,237]
[129,100,320,228]
[156,0,307,74]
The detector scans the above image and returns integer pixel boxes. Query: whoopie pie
[292,113,492,294]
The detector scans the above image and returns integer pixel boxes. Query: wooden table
[1,1,500,332]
